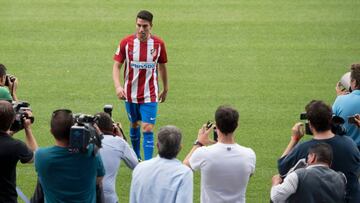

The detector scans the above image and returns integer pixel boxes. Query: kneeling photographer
[0,100,38,202]
[277,100,360,203]
[34,109,105,203]
[0,64,18,101]
[96,111,138,203]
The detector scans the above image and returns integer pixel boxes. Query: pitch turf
[1,0,360,202]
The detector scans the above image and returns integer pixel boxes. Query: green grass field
[1,0,360,202]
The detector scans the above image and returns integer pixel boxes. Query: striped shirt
[114,34,167,104]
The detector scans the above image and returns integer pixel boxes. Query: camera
[206,121,218,142]
[4,74,16,87]
[69,114,103,153]
[104,104,113,117]
[299,113,346,135]
[103,104,127,140]
[10,101,34,132]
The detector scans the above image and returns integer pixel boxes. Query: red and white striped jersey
[114,34,167,104]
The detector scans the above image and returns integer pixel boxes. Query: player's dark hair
[137,10,153,24]
[157,126,182,159]
[95,112,113,133]
[215,105,239,135]
[350,63,360,90]
[308,143,333,165]
[305,100,332,132]
[51,109,74,141]
[0,64,7,78]
[0,100,15,132]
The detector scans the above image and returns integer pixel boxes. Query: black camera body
[4,74,16,87]
[69,114,103,153]
[299,113,346,135]
[10,101,34,132]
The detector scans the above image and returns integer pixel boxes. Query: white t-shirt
[99,135,138,203]
[189,142,256,203]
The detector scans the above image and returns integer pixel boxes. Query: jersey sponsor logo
[130,61,156,69]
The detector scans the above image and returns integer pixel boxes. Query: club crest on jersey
[150,49,157,57]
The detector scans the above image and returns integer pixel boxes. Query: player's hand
[115,86,126,100]
[197,124,213,146]
[335,82,349,96]
[159,89,168,103]
[291,122,305,142]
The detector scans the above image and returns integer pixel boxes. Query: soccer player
[112,10,168,160]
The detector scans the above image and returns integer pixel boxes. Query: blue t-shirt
[35,145,104,203]
[333,90,360,146]
[278,135,360,202]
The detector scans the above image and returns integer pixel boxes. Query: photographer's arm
[183,125,213,168]
[112,61,126,100]
[23,111,38,153]
[280,122,304,158]
[158,63,168,103]
[271,173,298,202]
[8,78,18,101]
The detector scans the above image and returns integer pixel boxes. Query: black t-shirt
[0,132,33,203]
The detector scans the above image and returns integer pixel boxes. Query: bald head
[0,100,15,132]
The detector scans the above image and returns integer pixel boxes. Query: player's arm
[112,61,125,100]
[158,63,168,103]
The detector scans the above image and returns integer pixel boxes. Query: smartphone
[206,121,214,129]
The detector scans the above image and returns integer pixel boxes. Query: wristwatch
[193,140,204,147]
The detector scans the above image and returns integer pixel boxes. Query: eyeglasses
[52,109,72,117]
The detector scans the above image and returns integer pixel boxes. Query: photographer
[333,64,360,149]
[183,105,256,203]
[272,143,346,202]
[0,100,38,202]
[278,100,360,203]
[96,112,138,203]
[0,64,18,101]
[34,109,105,203]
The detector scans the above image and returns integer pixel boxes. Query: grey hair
[157,125,182,159]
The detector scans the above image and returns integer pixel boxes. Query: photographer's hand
[291,122,305,142]
[280,122,304,158]
[197,124,213,146]
[335,82,349,96]
[271,174,283,186]
[92,123,103,136]
[6,76,18,101]
[23,110,38,154]
[113,122,127,141]
[354,114,360,128]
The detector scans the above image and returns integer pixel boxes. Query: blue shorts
[125,102,158,124]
